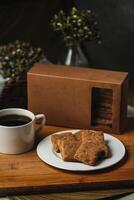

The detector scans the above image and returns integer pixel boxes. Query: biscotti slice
[59,136,80,161]
[74,141,110,165]
[82,130,104,144]
[75,130,85,141]
[51,132,73,152]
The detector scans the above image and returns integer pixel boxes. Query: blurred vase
[0,75,8,96]
[59,42,89,67]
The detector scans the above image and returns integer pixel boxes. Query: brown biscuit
[92,118,112,126]
[74,142,110,165]
[51,134,60,152]
[98,143,110,158]
[51,132,73,152]
[59,136,80,161]
[51,129,111,166]
[81,130,104,144]
[74,142,99,165]
[75,130,84,141]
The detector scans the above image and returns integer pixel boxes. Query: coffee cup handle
[35,114,46,133]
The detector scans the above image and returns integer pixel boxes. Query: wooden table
[0,117,133,200]
[0,87,133,200]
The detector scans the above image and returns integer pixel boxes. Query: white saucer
[36,130,126,171]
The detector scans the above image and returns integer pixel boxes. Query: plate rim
[36,129,126,171]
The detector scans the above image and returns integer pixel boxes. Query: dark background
[0,0,134,87]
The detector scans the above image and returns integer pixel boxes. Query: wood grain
[0,120,133,197]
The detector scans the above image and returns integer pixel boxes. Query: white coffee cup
[0,108,46,154]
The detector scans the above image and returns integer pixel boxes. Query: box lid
[28,63,128,85]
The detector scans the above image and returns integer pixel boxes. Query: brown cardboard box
[27,63,128,133]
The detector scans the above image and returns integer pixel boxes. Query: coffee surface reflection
[0,115,31,126]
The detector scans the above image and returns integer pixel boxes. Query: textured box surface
[27,63,128,133]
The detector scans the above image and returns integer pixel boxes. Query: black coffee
[0,115,31,126]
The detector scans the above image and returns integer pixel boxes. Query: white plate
[36,130,126,171]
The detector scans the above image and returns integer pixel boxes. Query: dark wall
[76,0,134,86]
[0,0,134,87]
[0,0,74,62]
